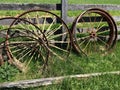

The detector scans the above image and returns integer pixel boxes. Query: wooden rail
[0,71,120,89]
[0,2,120,23]
[0,16,119,25]
[0,4,120,11]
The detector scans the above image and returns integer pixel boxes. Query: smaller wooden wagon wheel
[71,8,117,55]
[10,9,71,60]
[6,18,49,72]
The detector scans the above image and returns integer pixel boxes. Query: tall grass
[1,41,120,83]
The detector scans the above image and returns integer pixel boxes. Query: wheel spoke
[45,17,56,34]
[49,32,68,40]
[42,15,47,32]
[78,36,90,46]
[96,17,104,31]
[82,38,91,52]
[49,44,69,53]
[47,24,62,38]
[97,37,109,47]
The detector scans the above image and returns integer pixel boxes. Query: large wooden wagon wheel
[6,18,49,72]
[0,17,17,65]
[9,9,71,61]
[72,8,117,55]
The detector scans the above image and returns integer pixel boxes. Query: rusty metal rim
[6,17,50,53]
[71,8,117,55]
[0,17,50,71]
[0,17,17,66]
[89,8,117,49]
[11,9,72,59]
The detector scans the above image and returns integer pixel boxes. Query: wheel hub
[90,31,97,38]
[87,28,97,39]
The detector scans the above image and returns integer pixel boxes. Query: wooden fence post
[61,0,68,24]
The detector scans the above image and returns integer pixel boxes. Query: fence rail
[0,71,120,89]
[0,3,120,23]
[0,4,120,10]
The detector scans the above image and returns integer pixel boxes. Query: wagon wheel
[0,17,17,65]
[10,9,71,61]
[72,8,117,55]
[6,18,49,72]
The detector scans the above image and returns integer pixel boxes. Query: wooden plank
[78,16,107,22]
[0,4,120,10]
[0,71,120,89]
[0,4,58,10]
[67,16,120,23]
[0,16,115,25]
[0,17,55,25]
[68,4,120,10]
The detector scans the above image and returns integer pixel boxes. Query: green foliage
[0,62,19,82]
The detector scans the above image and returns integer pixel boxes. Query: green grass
[0,41,120,82]
[0,10,24,17]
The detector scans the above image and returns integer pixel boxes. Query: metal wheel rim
[6,18,49,71]
[71,8,117,55]
[10,9,71,60]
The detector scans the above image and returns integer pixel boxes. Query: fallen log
[0,71,120,89]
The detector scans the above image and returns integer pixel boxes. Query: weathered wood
[0,4,120,10]
[0,16,120,25]
[61,0,68,24]
[67,16,120,23]
[0,4,58,10]
[68,4,120,10]
[117,26,120,40]
[113,16,120,22]
[0,18,14,25]
[0,71,120,89]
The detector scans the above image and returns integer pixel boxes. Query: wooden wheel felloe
[10,9,71,60]
[71,8,117,55]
